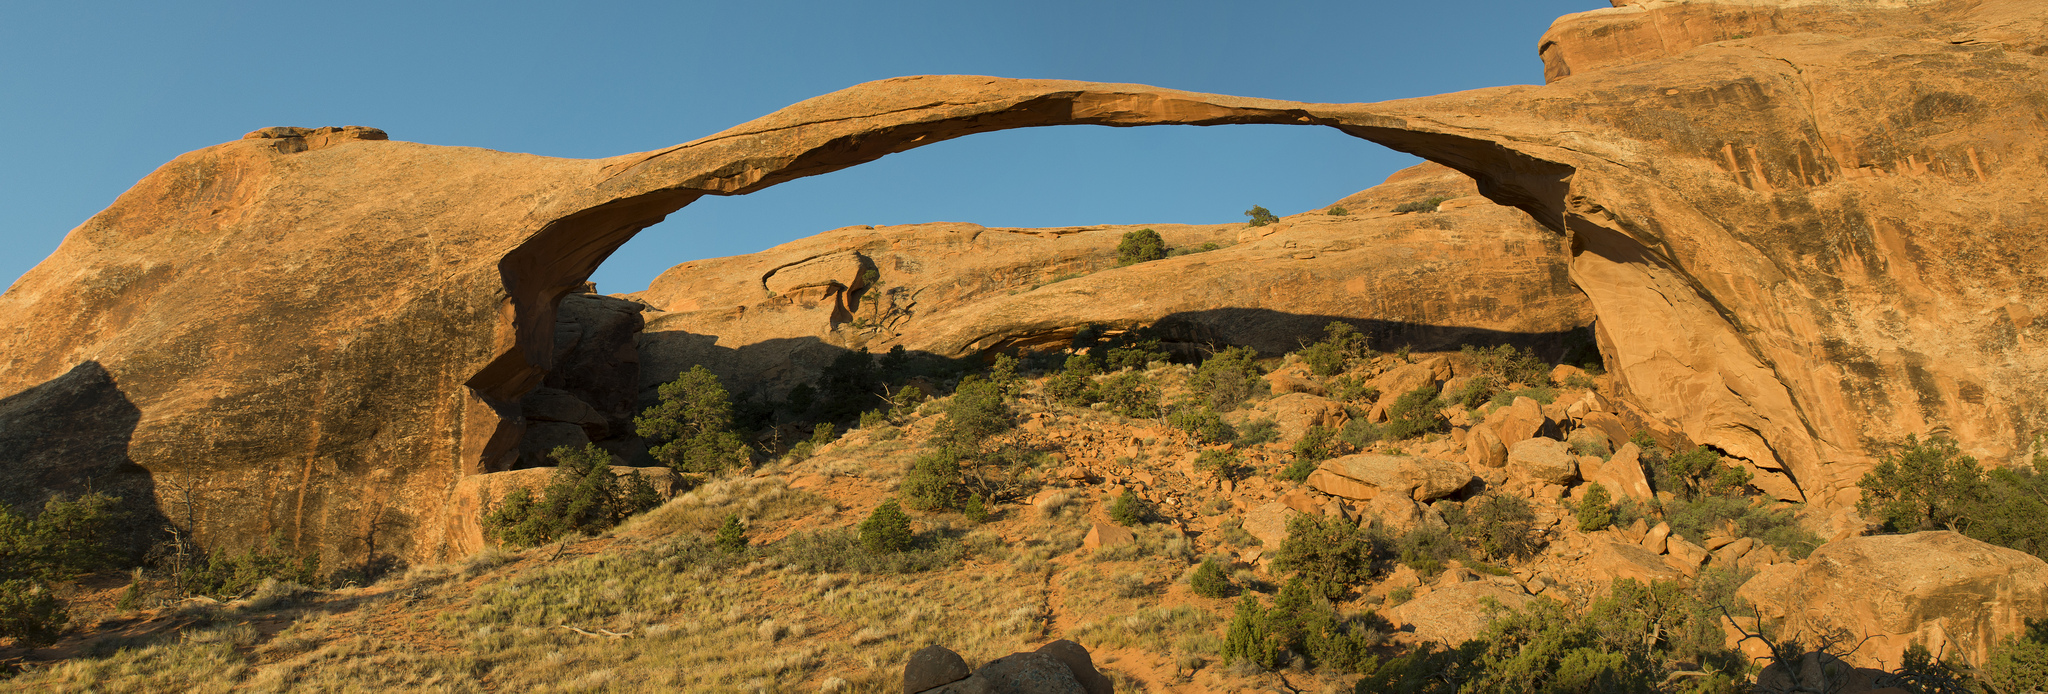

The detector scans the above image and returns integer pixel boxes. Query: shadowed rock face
[2,0,2044,562]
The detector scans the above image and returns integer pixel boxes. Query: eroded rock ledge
[1,0,2043,564]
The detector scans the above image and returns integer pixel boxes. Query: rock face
[630,161,1590,398]
[3,0,2045,561]
[1739,531,2048,669]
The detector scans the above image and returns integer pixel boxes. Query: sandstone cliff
[628,162,1592,399]
[1,0,2043,563]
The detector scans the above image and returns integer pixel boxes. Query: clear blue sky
[0,1,1594,294]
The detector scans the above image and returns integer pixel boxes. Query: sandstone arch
[3,0,2044,563]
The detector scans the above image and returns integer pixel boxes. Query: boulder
[1465,425,1508,469]
[1370,494,1427,534]
[1242,502,1297,549]
[923,652,1085,694]
[1308,454,1475,502]
[1664,537,1709,577]
[1082,522,1134,551]
[1505,437,1578,485]
[904,644,972,693]
[1264,368,1325,397]
[1371,363,1441,407]
[1257,392,1348,443]
[1489,397,1548,446]
[1738,532,2048,670]
[1641,521,1672,554]
[1033,640,1112,694]
[1581,541,1683,587]
[1581,443,1654,500]
[1711,537,1755,566]
[1565,427,1610,458]
[1387,574,1532,645]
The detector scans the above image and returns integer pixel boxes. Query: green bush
[775,527,962,574]
[715,514,746,552]
[1110,489,1152,526]
[1391,196,1451,214]
[1443,493,1541,562]
[962,495,989,523]
[1188,346,1265,411]
[1272,514,1389,600]
[1396,525,1464,576]
[1244,205,1280,227]
[177,538,320,599]
[0,581,68,646]
[1223,576,1383,672]
[1046,354,1100,407]
[1167,406,1236,445]
[1575,482,1616,532]
[1983,619,2048,693]
[0,493,125,646]
[1330,376,1380,405]
[1298,322,1372,377]
[1116,228,1168,266]
[1382,385,1449,440]
[1098,371,1160,418]
[1661,495,1822,559]
[1190,557,1234,598]
[1857,434,1983,533]
[1460,344,1551,387]
[899,447,964,511]
[635,365,751,473]
[938,378,1014,449]
[1195,449,1245,481]
[859,498,914,553]
[1339,419,1383,449]
[482,444,663,547]
[1327,206,1349,216]
[816,348,885,421]
[1446,374,1499,409]
[1661,445,1752,500]
[1166,241,1224,258]
[1236,418,1280,446]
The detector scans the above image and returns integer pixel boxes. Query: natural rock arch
[3,0,2044,564]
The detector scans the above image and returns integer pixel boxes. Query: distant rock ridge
[627,161,1592,400]
[0,0,2044,562]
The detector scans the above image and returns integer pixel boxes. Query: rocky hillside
[626,161,1592,400]
[7,347,2046,691]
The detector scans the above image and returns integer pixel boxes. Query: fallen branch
[553,625,632,639]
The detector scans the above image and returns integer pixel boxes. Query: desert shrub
[1446,374,1499,409]
[1461,344,1551,386]
[1236,418,1280,446]
[859,498,913,553]
[1659,445,1753,500]
[0,493,125,645]
[1443,492,1541,562]
[1575,482,1616,532]
[1219,517,1259,548]
[815,348,885,421]
[1857,434,1983,533]
[1382,384,1449,440]
[1116,228,1167,266]
[1098,372,1160,418]
[1167,241,1223,257]
[1327,206,1349,216]
[1190,557,1234,598]
[889,383,928,419]
[636,365,751,473]
[1330,376,1380,405]
[0,580,67,646]
[1223,576,1384,672]
[715,514,746,552]
[1661,495,1822,559]
[784,421,838,461]
[1339,418,1383,449]
[1167,406,1236,445]
[177,538,319,600]
[1244,205,1279,227]
[1272,514,1390,599]
[1357,577,1748,693]
[1046,354,1100,407]
[1983,619,2048,693]
[1967,464,2048,557]
[961,494,989,523]
[1188,346,1265,411]
[1390,196,1451,214]
[1195,449,1245,481]
[899,447,963,511]
[482,444,661,547]
[1396,525,1464,576]
[858,409,888,430]
[776,527,961,574]
[937,378,1013,449]
[1110,489,1152,526]
[1298,322,1372,377]
[1281,426,1339,483]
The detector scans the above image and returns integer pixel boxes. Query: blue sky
[0,0,1594,294]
